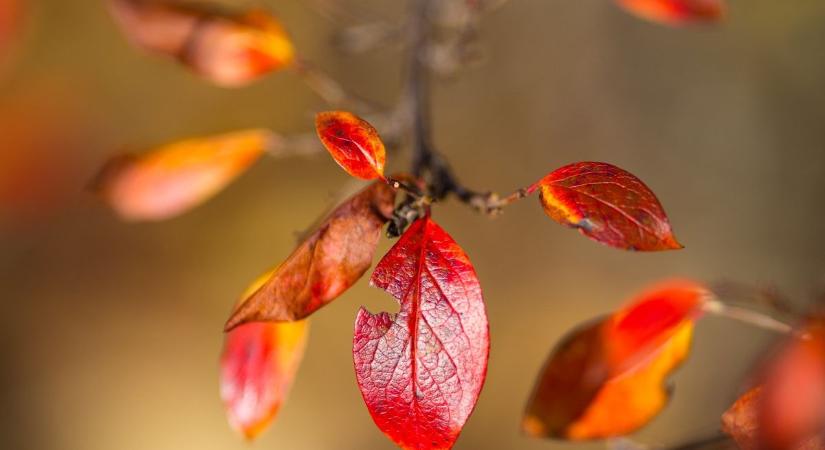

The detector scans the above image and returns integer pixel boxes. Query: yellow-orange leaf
[94,129,272,221]
[220,272,308,440]
[523,280,708,440]
[315,111,387,181]
[108,0,295,87]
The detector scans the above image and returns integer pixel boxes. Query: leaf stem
[704,299,795,335]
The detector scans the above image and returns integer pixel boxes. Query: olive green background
[2,1,825,449]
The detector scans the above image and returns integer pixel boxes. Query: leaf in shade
[523,280,708,440]
[220,271,309,440]
[224,181,396,330]
[354,216,489,450]
[530,161,682,251]
[315,111,387,181]
[107,0,295,87]
[722,319,825,450]
[94,129,272,221]
[615,0,725,26]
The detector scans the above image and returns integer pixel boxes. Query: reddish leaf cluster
[723,319,825,450]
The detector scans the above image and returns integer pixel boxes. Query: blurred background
[2,1,825,449]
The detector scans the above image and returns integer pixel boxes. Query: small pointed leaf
[316,111,387,180]
[615,0,725,26]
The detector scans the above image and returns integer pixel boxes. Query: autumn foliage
[88,0,825,449]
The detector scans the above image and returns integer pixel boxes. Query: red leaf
[224,181,396,330]
[107,0,295,87]
[220,321,308,440]
[615,0,725,25]
[723,319,825,450]
[531,162,682,251]
[354,216,489,449]
[523,280,707,440]
[316,111,387,181]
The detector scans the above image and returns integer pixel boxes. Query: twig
[704,299,796,335]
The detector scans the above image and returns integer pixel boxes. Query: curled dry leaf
[108,0,295,87]
[94,129,272,221]
[523,280,708,440]
[316,111,387,181]
[530,161,682,251]
[224,181,396,330]
[615,0,725,26]
[722,319,825,450]
[220,271,309,440]
[354,216,489,450]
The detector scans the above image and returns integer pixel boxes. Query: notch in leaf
[523,280,708,440]
[354,216,489,450]
[93,129,273,221]
[530,161,682,251]
[224,181,395,330]
[615,0,726,26]
[220,271,309,440]
[315,111,387,181]
[107,0,295,87]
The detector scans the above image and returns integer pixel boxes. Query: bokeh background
[2,1,825,449]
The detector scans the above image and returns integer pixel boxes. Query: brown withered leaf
[224,181,395,330]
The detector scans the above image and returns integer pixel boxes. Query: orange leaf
[220,272,308,440]
[723,320,825,450]
[94,129,272,221]
[615,0,725,26]
[532,162,682,251]
[224,181,396,330]
[523,280,707,440]
[315,111,387,181]
[108,0,295,87]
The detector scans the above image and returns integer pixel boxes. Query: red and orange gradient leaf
[530,162,682,251]
[220,272,309,440]
[316,111,387,181]
[224,181,396,330]
[615,0,725,26]
[354,216,489,450]
[722,319,825,450]
[523,280,708,440]
[108,0,295,87]
[94,129,272,221]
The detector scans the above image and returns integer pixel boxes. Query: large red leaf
[107,0,295,87]
[722,319,825,449]
[224,181,396,330]
[316,111,387,181]
[354,216,489,449]
[531,162,682,251]
[523,280,707,440]
[615,0,725,25]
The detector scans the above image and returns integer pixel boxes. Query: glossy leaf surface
[722,319,825,450]
[532,162,682,251]
[523,280,707,440]
[616,0,725,25]
[316,111,386,180]
[108,0,295,87]
[354,217,489,449]
[225,181,396,330]
[94,129,271,221]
